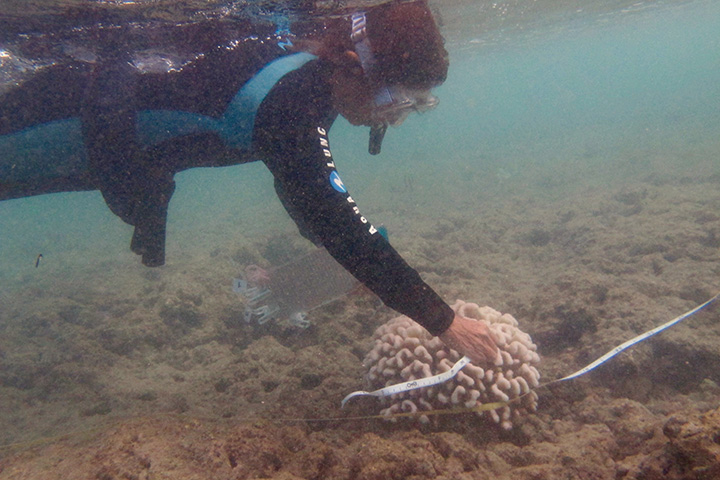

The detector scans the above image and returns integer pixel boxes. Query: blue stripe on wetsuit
[136,52,316,148]
[0,118,87,182]
[0,52,316,183]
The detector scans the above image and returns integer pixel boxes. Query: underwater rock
[521,228,552,247]
[627,406,720,479]
[159,296,203,332]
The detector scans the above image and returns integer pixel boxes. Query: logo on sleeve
[329,171,347,193]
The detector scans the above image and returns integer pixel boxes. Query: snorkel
[350,10,439,155]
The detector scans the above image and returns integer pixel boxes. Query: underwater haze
[1,1,720,478]
[2,0,719,280]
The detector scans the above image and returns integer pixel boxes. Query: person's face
[330,54,438,128]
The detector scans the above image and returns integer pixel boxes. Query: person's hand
[439,313,499,365]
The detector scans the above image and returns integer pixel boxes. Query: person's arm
[253,61,454,336]
[254,61,500,364]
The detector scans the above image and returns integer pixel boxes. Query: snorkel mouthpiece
[369,123,388,155]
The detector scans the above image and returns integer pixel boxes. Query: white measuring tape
[341,355,472,407]
[341,293,719,408]
[551,292,719,383]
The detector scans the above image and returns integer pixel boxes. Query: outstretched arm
[253,60,455,337]
[254,61,498,364]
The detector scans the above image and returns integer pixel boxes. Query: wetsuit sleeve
[253,61,454,336]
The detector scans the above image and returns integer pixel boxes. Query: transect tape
[341,293,719,409]
[341,356,472,407]
[550,292,719,383]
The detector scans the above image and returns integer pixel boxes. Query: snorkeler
[0,1,498,364]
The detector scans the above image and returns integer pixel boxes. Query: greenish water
[1,0,719,462]
[1,0,719,281]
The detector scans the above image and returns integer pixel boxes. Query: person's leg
[129,176,175,267]
[82,57,174,266]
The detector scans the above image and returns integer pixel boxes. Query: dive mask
[350,11,439,155]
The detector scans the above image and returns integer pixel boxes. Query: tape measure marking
[550,292,718,384]
[341,356,472,407]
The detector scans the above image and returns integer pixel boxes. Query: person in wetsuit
[0,1,498,364]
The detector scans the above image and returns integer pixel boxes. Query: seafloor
[1,149,719,479]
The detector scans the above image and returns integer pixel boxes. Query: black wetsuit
[0,20,454,335]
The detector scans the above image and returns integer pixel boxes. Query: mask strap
[350,12,377,79]
[351,12,388,155]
